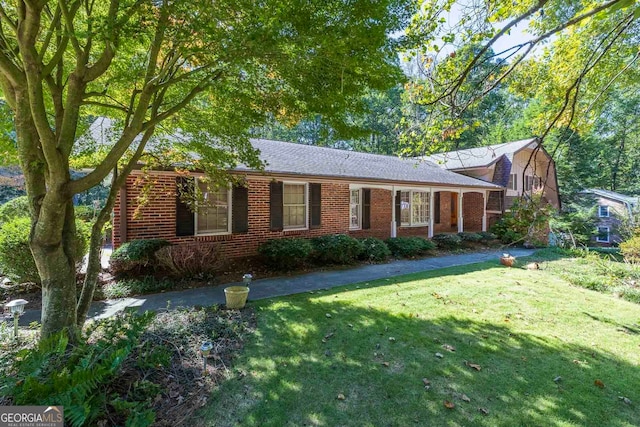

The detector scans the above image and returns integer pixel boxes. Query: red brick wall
[462,192,484,232]
[113,174,493,257]
[434,191,453,233]
[349,189,392,240]
[114,174,356,259]
[397,226,429,237]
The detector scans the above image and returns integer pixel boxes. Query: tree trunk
[30,197,80,339]
[76,220,105,327]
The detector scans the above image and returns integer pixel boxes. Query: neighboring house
[424,138,560,228]
[579,189,639,246]
[112,139,503,259]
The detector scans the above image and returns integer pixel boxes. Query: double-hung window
[596,226,610,243]
[350,189,362,230]
[196,180,231,235]
[400,190,430,226]
[525,175,541,192]
[507,174,517,191]
[598,205,609,218]
[283,183,307,229]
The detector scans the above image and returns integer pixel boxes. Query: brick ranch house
[425,138,561,229]
[112,139,504,259]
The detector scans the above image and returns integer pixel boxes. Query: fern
[1,312,155,426]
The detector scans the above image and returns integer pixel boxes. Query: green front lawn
[199,258,640,427]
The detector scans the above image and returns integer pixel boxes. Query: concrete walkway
[17,249,534,325]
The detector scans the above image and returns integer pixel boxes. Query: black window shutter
[270,181,283,231]
[434,192,441,224]
[232,185,249,233]
[310,183,321,229]
[362,189,371,230]
[176,177,195,236]
[395,190,402,226]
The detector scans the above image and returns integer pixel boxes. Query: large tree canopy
[0,0,414,339]
[402,0,640,155]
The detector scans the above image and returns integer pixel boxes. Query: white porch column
[482,191,488,232]
[458,189,464,233]
[428,190,435,238]
[391,186,397,238]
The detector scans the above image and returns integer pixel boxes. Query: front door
[450,193,458,228]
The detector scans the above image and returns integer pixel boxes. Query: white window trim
[508,174,517,191]
[349,188,362,230]
[400,190,430,227]
[283,181,309,231]
[598,205,610,218]
[596,226,610,243]
[194,179,232,236]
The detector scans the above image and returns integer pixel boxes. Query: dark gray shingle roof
[424,138,538,170]
[238,139,502,189]
[582,189,639,207]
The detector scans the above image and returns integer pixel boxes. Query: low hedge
[0,217,90,284]
[0,196,29,225]
[358,237,391,262]
[432,233,463,249]
[457,232,483,243]
[312,234,364,264]
[258,238,314,270]
[385,237,435,258]
[110,239,171,276]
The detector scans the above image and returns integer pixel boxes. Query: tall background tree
[0,0,415,339]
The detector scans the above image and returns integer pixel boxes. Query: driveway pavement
[14,248,535,325]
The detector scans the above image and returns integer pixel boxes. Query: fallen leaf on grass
[337,393,346,400]
[325,313,332,318]
[432,292,442,299]
[478,407,489,415]
[435,352,444,359]
[389,337,396,342]
[422,378,431,386]
[461,394,471,402]
[618,396,632,405]
[553,376,562,383]
[382,362,390,367]
[322,331,335,342]
[594,379,605,389]
[444,400,455,409]
[442,344,456,352]
[464,361,481,371]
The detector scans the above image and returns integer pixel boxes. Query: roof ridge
[250,137,417,162]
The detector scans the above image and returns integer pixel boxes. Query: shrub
[432,233,462,249]
[620,236,640,263]
[0,217,90,284]
[258,238,313,269]
[103,275,175,298]
[109,239,171,275]
[155,242,223,278]
[491,191,554,245]
[74,205,96,222]
[2,312,157,427]
[359,237,391,262]
[0,195,29,225]
[478,231,498,243]
[457,232,483,243]
[385,237,435,258]
[312,234,364,264]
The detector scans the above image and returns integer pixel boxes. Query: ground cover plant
[199,258,640,426]
[534,247,640,304]
[0,307,254,427]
